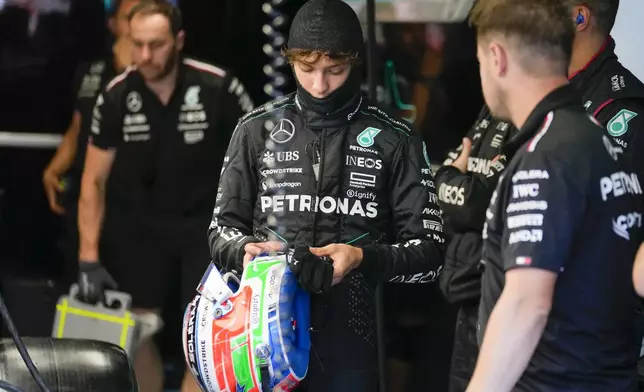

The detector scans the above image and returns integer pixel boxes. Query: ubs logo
[263,151,300,164]
[269,119,296,144]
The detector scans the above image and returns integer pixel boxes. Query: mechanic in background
[437,1,644,390]
[568,0,644,190]
[76,2,253,391]
[42,0,140,286]
[467,0,642,390]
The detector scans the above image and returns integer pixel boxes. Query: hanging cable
[262,0,289,99]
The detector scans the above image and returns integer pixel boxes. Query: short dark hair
[282,48,361,66]
[469,0,575,77]
[127,0,182,36]
[571,0,620,36]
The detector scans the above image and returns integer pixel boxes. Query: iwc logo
[269,119,296,144]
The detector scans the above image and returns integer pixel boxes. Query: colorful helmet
[182,251,311,392]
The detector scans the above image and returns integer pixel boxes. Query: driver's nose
[311,72,329,98]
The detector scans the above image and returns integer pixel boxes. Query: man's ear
[176,30,186,52]
[573,6,591,32]
[489,41,508,77]
[108,17,116,35]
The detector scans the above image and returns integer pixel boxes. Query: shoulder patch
[105,66,135,92]
[606,109,638,137]
[526,111,554,152]
[183,58,226,78]
[360,105,411,136]
[239,95,294,125]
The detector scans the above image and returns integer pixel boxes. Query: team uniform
[60,57,117,285]
[571,37,644,194]
[438,36,644,391]
[89,56,253,309]
[479,84,643,391]
[435,106,517,391]
[208,91,446,391]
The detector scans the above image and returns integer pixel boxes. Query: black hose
[0,379,25,392]
[0,292,52,392]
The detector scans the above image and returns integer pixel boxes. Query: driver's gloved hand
[77,261,118,305]
[289,245,333,294]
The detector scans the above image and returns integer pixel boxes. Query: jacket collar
[503,83,581,156]
[294,92,364,130]
[569,36,616,89]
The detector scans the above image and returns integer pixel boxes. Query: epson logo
[260,195,378,218]
[346,155,382,170]
[467,157,493,175]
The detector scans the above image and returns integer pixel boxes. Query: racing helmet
[182,251,311,392]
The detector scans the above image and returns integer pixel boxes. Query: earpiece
[576,12,585,25]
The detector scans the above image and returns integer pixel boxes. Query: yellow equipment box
[52,284,139,356]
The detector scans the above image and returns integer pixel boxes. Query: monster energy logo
[357,127,381,147]
[607,109,637,137]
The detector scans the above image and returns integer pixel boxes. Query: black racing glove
[77,261,118,305]
[289,245,333,294]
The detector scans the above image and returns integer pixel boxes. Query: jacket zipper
[311,130,326,245]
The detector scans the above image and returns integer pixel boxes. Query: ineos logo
[269,119,296,144]
[346,155,382,170]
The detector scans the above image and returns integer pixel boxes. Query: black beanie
[287,0,364,56]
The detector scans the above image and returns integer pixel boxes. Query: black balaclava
[287,0,364,125]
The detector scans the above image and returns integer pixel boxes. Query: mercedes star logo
[269,119,296,144]
[126,91,142,112]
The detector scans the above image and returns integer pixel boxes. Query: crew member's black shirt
[90,57,253,222]
[479,84,643,391]
[68,57,117,186]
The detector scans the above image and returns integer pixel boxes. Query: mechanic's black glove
[289,245,333,294]
[77,261,118,305]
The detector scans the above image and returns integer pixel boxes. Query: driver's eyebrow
[323,64,344,71]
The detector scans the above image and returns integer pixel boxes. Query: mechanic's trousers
[449,302,479,392]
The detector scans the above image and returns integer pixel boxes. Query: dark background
[0,0,481,388]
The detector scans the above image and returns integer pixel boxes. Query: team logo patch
[607,109,637,137]
[357,127,381,147]
[269,119,296,144]
[184,86,201,106]
[126,92,142,112]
